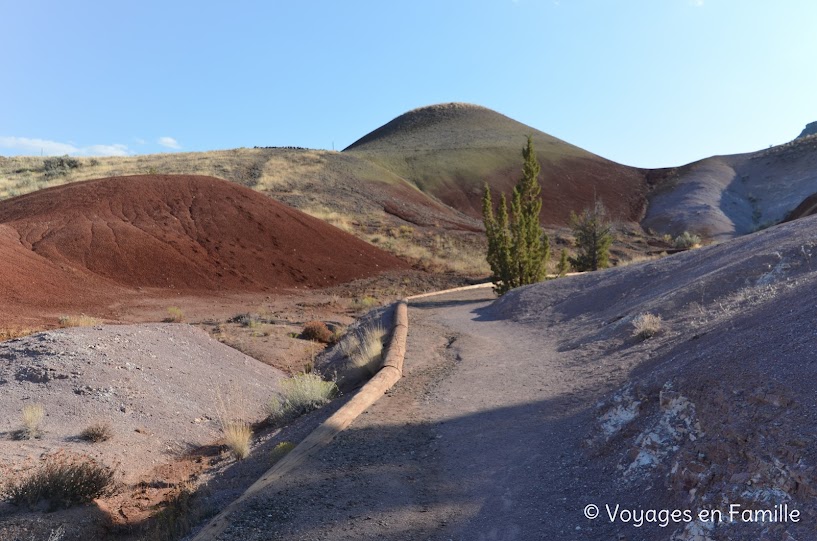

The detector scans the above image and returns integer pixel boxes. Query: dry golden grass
[617,252,666,267]
[341,324,386,375]
[266,373,337,421]
[18,403,45,440]
[0,326,40,341]
[301,205,357,233]
[367,232,489,277]
[215,386,253,460]
[58,314,101,327]
[222,422,252,460]
[632,313,662,340]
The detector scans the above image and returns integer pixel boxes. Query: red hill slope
[0,175,407,293]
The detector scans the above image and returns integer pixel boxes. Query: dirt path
[204,288,640,540]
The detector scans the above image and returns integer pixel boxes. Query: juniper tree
[557,248,570,277]
[482,136,550,295]
[569,199,613,271]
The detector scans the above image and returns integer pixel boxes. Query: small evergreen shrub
[673,231,701,250]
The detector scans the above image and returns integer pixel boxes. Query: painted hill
[643,134,817,240]
[0,175,408,324]
[344,103,649,224]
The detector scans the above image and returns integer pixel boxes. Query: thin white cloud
[0,136,78,156]
[690,0,704,6]
[134,137,147,145]
[0,136,131,157]
[157,136,181,150]
[85,144,130,157]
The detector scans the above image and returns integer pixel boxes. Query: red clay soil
[784,191,817,221]
[437,157,648,225]
[0,175,407,324]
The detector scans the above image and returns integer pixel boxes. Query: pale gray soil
[644,135,817,240]
[197,215,817,541]
[0,324,287,540]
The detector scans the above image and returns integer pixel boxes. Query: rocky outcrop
[796,121,817,139]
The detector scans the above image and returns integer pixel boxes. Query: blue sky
[2,0,815,168]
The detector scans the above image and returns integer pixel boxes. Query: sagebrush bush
[673,231,701,250]
[42,155,81,178]
[632,313,662,339]
[300,321,333,343]
[266,373,337,422]
[80,422,113,443]
[4,454,116,510]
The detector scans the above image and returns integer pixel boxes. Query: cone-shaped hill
[345,103,649,224]
[0,175,407,293]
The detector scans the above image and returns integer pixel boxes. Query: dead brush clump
[79,421,113,443]
[300,320,334,344]
[3,452,117,511]
[632,313,663,340]
[266,373,337,422]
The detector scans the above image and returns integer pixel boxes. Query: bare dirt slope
[0,324,283,481]
[345,102,649,224]
[0,174,408,326]
[644,133,817,240]
[201,215,817,541]
[0,323,285,540]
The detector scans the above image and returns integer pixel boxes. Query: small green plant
[557,248,570,277]
[673,231,701,250]
[300,321,333,343]
[632,313,662,340]
[351,296,378,311]
[3,453,116,510]
[266,373,337,422]
[269,441,295,464]
[570,200,613,271]
[79,422,113,443]
[482,136,550,295]
[16,404,45,440]
[166,306,184,322]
